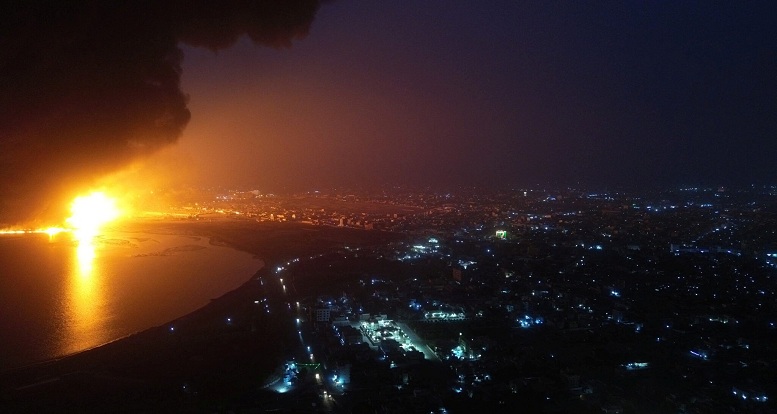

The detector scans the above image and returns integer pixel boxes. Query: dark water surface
[0,231,259,371]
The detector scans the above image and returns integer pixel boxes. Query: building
[315,308,331,323]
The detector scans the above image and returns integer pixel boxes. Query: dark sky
[2,0,777,224]
[0,0,320,224]
[177,0,777,191]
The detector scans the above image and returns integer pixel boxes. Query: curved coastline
[0,230,267,384]
[1,220,407,412]
[0,262,266,377]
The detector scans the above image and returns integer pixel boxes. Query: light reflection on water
[63,235,106,355]
[76,237,96,273]
[0,229,259,370]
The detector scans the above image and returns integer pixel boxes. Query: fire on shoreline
[0,191,121,238]
[66,192,120,241]
[0,227,68,236]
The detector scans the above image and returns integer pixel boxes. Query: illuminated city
[2,186,776,412]
[2,1,777,413]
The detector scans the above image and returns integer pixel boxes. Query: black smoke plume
[0,0,321,225]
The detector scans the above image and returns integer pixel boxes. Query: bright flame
[45,227,65,237]
[66,192,120,241]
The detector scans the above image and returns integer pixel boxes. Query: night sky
[178,0,777,190]
[2,1,777,224]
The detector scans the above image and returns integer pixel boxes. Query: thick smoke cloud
[0,0,321,225]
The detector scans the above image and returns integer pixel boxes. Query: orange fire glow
[66,192,121,241]
[45,227,66,237]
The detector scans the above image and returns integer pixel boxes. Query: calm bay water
[0,230,260,371]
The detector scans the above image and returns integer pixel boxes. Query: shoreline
[1,220,405,410]
[0,261,266,378]
[0,225,268,383]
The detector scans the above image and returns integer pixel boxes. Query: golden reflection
[63,233,105,355]
[76,237,96,275]
[62,191,120,356]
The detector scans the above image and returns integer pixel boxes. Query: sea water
[0,230,259,371]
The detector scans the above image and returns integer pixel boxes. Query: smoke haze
[0,1,321,225]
